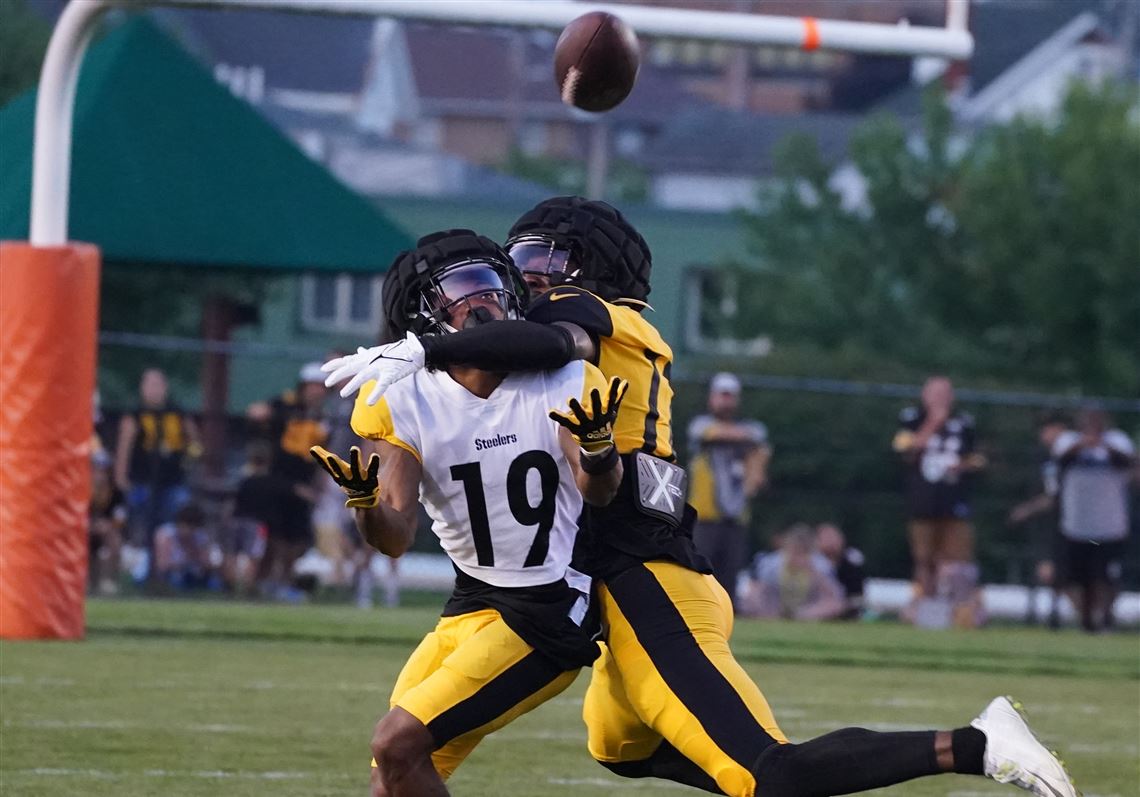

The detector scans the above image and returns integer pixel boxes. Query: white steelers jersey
[351,360,609,588]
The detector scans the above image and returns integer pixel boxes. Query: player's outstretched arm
[324,321,595,406]
[323,333,427,406]
[310,442,420,556]
[551,376,628,506]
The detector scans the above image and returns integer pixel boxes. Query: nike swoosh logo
[369,353,412,364]
[547,292,577,302]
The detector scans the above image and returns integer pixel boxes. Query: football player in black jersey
[323,200,1078,797]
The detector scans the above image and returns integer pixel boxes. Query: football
[554,11,641,112]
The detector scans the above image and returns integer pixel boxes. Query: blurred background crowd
[88,362,1138,634]
[2,0,1136,631]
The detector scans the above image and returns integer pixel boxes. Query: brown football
[554,11,640,113]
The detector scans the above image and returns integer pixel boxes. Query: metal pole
[162,0,975,58]
[30,0,973,242]
[29,0,120,246]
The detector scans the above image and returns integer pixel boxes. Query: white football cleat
[971,696,1080,797]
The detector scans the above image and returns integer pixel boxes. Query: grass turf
[1,598,1136,796]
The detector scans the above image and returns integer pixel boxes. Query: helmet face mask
[505,235,579,295]
[418,260,522,333]
[506,196,652,307]
[382,230,527,342]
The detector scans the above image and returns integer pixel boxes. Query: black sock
[600,740,721,793]
[752,728,941,797]
[951,727,986,775]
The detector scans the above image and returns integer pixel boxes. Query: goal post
[2,0,973,640]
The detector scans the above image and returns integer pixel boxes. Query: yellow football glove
[549,376,629,453]
[309,445,381,509]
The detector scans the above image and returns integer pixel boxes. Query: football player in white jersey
[309,230,626,797]
[321,205,1081,797]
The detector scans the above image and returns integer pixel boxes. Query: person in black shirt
[113,368,201,581]
[89,459,127,595]
[815,523,866,620]
[1007,412,1070,627]
[225,441,279,596]
[246,363,330,599]
[892,377,986,601]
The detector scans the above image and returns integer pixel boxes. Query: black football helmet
[505,196,652,308]
[381,229,528,342]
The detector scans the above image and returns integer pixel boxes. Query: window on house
[518,122,548,156]
[683,268,772,356]
[301,274,384,335]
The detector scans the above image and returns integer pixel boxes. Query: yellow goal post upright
[0,0,972,639]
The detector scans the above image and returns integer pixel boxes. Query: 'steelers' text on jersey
[351,360,609,588]
[528,286,675,461]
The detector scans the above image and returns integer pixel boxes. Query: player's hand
[549,376,628,453]
[309,445,381,509]
[322,333,427,406]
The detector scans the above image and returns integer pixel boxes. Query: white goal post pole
[29,0,125,245]
[164,0,974,59]
[30,0,973,245]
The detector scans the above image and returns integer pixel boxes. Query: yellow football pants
[387,608,580,780]
[584,561,787,797]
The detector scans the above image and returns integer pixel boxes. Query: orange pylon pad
[0,242,101,639]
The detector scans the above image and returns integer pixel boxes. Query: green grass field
[2,599,1137,796]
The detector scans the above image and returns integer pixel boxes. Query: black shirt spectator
[892,376,986,604]
[816,523,866,620]
[894,406,977,520]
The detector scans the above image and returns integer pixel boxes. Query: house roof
[403,23,711,125]
[0,16,413,272]
[153,6,373,95]
[967,0,1104,94]
[638,108,865,174]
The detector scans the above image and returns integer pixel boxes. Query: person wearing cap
[686,372,771,610]
[245,363,330,599]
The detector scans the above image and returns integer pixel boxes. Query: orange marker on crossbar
[802,17,821,51]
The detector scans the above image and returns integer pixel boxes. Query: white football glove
[321,332,426,406]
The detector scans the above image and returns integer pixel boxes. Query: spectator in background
[316,351,390,609]
[1052,407,1136,633]
[741,524,844,621]
[224,441,278,597]
[153,504,222,591]
[89,457,126,595]
[892,377,986,611]
[687,372,771,609]
[815,523,866,620]
[246,363,329,601]
[1007,411,1070,627]
[113,368,201,581]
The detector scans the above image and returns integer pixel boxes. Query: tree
[954,83,1140,393]
[97,266,274,407]
[741,82,1140,395]
[0,0,52,108]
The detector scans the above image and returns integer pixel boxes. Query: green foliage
[97,266,276,407]
[955,83,1140,392]
[501,146,649,203]
[742,82,1140,395]
[0,0,51,108]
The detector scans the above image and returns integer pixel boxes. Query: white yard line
[12,768,358,781]
[547,776,690,790]
[5,719,253,733]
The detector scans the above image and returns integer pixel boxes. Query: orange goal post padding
[0,242,101,640]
